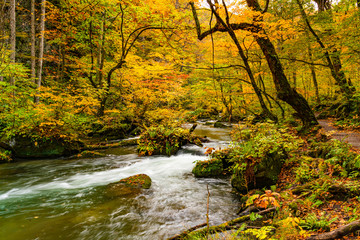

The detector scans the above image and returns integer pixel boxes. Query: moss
[214,121,228,128]
[137,125,202,156]
[118,174,152,189]
[231,172,248,193]
[10,135,83,159]
[105,174,152,198]
[230,152,285,194]
[192,159,224,177]
[73,150,106,159]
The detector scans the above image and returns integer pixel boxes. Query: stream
[0,124,239,240]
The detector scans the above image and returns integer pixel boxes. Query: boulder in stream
[192,159,224,177]
[105,174,152,198]
[8,136,83,159]
[71,150,106,159]
[214,121,228,128]
[137,125,202,156]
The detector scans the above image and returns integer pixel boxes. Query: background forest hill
[1,0,360,161]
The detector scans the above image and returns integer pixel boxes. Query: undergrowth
[187,121,360,239]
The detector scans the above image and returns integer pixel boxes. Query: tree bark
[308,47,320,104]
[10,0,16,85]
[36,0,46,103]
[314,0,330,12]
[0,0,5,81]
[31,0,36,84]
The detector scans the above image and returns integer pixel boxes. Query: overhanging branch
[189,2,259,41]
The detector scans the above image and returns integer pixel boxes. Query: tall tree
[0,0,6,82]
[190,1,277,122]
[296,0,355,99]
[9,0,16,85]
[36,0,46,103]
[31,0,36,84]
[190,0,318,130]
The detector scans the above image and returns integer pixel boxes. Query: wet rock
[9,136,83,159]
[214,121,228,128]
[200,136,210,143]
[71,150,106,159]
[105,174,151,198]
[137,126,202,156]
[231,152,284,193]
[192,159,224,177]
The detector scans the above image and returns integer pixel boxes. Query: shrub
[299,213,337,232]
[309,139,360,175]
[137,125,202,156]
[192,159,224,177]
[229,122,303,193]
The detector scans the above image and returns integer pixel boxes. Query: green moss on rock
[214,121,228,128]
[137,125,202,156]
[73,150,106,159]
[192,159,224,177]
[230,152,285,194]
[10,136,83,159]
[118,174,152,189]
[105,174,152,198]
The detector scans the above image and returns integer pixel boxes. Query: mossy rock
[119,138,138,146]
[10,136,83,159]
[137,126,202,156]
[231,152,285,194]
[192,159,224,177]
[105,174,151,198]
[73,150,106,159]
[214,121,228,128]
[211,148,234,169]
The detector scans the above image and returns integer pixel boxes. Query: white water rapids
[0,124,238,240]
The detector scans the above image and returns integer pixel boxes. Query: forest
[1,0,360,239]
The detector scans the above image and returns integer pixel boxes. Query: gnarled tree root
[167,207,276,240]
[307,219,360,240]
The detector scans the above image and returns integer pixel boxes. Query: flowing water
[0,124,238,240]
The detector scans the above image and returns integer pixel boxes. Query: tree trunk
[190,1,317,130]
[308,48,320,104]
[96,11,106,87]
[292,71,297,88]
[246,0,318,130]
[36,0,46,103]
[297,0,355,99]
[314,0,330,12]
[0,1,6,81]
[31,0,36,84]
[192,1,277,122]
[10,0,16,85]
